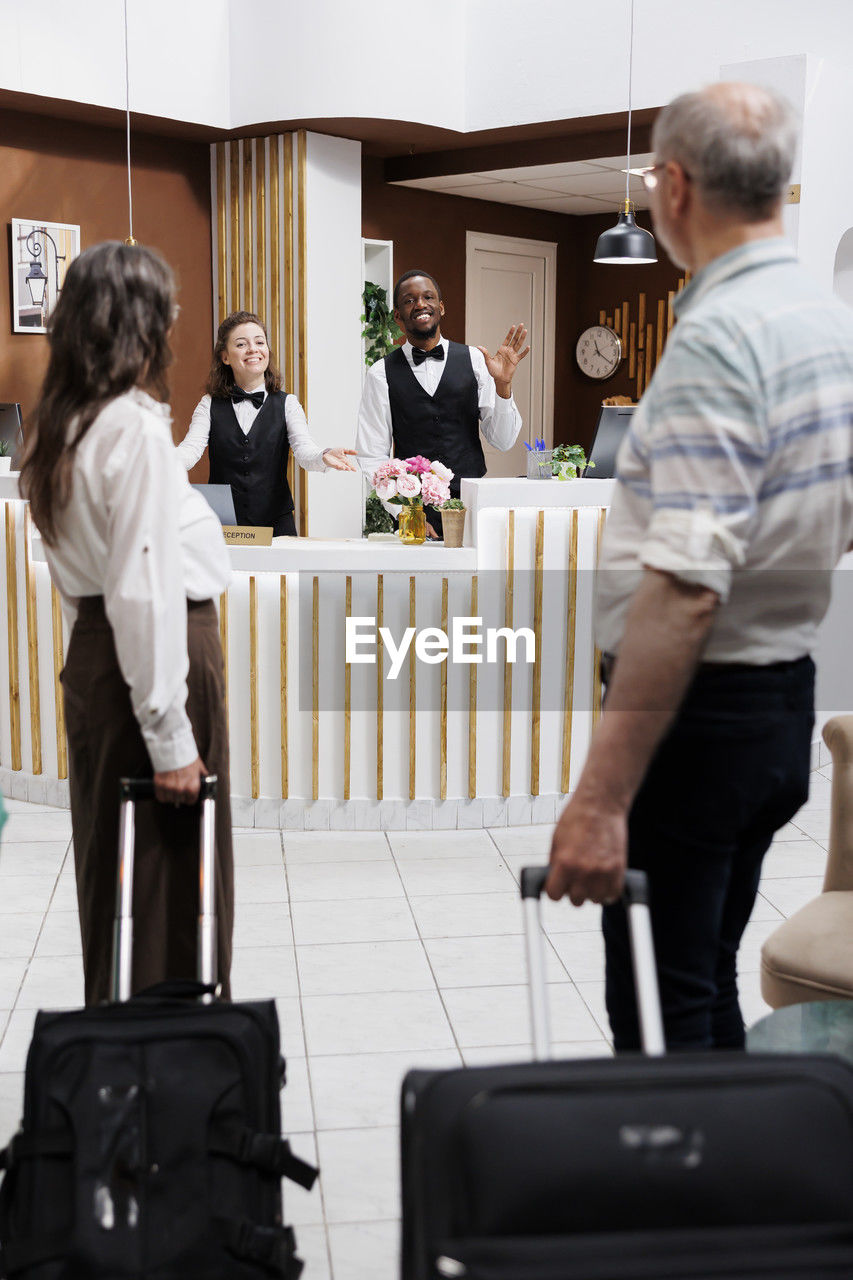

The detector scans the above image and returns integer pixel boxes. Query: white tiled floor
[0,767,834,1279]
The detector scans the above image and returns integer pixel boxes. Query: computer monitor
[192,483,237,525]
[584,404,634,479]
[0,404,24,468]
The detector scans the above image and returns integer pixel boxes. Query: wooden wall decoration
[211,135,309,532]
[595,271,690,402]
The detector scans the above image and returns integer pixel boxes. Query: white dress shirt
[44,389,232,773]
[177,392,328,472]
[355,339,522,480]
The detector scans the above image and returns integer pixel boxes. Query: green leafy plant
[362,281,399,367]
[363,488,396,535]
[551,443,593,479]
[0,441,9,458]
[441,497,465,510]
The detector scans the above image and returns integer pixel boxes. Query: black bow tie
[231,387,265,410]
[412,345,445,366]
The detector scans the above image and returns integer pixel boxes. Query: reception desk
[0,475,620,828]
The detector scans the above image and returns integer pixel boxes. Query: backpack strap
[209,1124,318,1189]
[0,1129,73,1171]
[219,1218,304,1279]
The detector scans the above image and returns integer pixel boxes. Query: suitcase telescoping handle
[520,866,666,1059]
[111,775,218,1003]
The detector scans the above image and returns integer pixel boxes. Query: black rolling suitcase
[400,867,853,1279]
[0,776,317,1280]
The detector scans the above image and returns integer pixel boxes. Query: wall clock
[576,325,622,380]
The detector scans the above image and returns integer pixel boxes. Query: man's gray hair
[651,83,798,220]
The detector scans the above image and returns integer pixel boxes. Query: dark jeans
[603,656,815,1052]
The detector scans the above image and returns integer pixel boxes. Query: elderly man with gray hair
[547,82,853,1050]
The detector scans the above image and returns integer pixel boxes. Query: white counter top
[228,536,477,573]
[460,476,616,545]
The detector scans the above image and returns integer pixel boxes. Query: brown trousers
[62,597,233,1005]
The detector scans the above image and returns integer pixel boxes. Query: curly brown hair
[206,311,284,398]
[19,241,175,546]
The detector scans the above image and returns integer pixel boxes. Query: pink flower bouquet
[372,457,453,509]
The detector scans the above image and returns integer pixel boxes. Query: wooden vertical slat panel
[592,509,607,729]
[249,576,259,799]
[229,142,241,309]
[5,505,21,770]
[677,276,686,292]
[621,301,629,345]
[256,137,267,324]
[560,511,579,794]
[645,323,654,382]
[283,134,296,508]
[598,309,606,325]
[409,576,416,802]
[269,136,282,367]
[297,129,308,536]
[23,509,41,775]
[280,577,288,799]
[613,308,621,336]
[344,575,352,801]
[215,141,228,321]
[50,585,67,780]
[605,314,613,328]
[468,575,478,800]
[312,574,319,801]
[667,290,676,333]
[219,591,229,716]
[637,293,646,347]
[376,574,384,801]
[656,299,666,362]
[440,577,448,801]
[530,510,545,797]
[628,321,637,379]
[636,350,645,399]
[502,511,515,799]
[242,140,253,312]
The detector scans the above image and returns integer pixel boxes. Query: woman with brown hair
[177,310,356,535]
[20,241,233,1005]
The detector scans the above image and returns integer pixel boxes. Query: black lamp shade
[25,260,48,307]
[594,208,657,265]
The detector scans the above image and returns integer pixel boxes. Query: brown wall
[0,109,213,456]
[362,156,681,450]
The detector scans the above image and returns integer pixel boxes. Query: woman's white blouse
[42,388,232,773]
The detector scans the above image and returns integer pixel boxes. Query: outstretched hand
[477,324,531,394]
[322,447,358,472]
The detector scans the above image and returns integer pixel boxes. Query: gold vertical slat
[280,577,288,799]
[376,574,383,801]
[656,299,666,362]
[637,292,646,348]
[677,276,686,292]
[598,309,606,325]
[560,511,579,794]
[613,308,621,337]
[297,129,309,537]
[249,575,259,800]
[530,510,545,797]
[468,574,478,800]
[502,510,515,799]
[269,136,282,372]
[219,591,229,716]
[283,134,296,512]
[592,509,607,729]
[344,575,352,801]
[50,585,67,780]
[409,576,416,802]
[23,509,41,775]
[242,139,253,313]
[621,301,629,344]
[605,314,613,328]
[5,505,21,770]
[439,577,448,801]
[636,350,645,400]
[229,142,241,310]
[667,290,676,333]
[215,141,227,321]
[256,138,267,324]
[628,322,637,380]
[645,323,654,382]
[312,574,319,801]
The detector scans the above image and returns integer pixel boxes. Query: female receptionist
[177,310,356,534]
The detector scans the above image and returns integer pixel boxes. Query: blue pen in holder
[525,438,553,479]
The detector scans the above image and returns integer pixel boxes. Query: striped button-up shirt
[596,238,853,663]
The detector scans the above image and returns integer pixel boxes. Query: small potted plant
[440,498,466,548]
[372,457,453,544]
[0,441,11,475]
[551,443,593,480]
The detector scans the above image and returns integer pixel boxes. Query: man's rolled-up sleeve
[638,326,768,602]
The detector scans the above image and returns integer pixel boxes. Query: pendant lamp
[123,0,137,245]
[594,0,656,265]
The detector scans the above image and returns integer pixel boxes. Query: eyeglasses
[639,162,692,192]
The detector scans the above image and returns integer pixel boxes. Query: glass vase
[398,503,427,544]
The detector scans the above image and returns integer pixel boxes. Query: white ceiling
[392,153,654,216]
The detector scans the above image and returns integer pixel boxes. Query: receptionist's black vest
[208,391,293,534]
[384,342,486,497]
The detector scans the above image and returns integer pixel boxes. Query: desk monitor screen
[584,404,634,479]
[192,483,237,526]
[0,404,24,468]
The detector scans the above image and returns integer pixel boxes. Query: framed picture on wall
[10,218,81,334]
